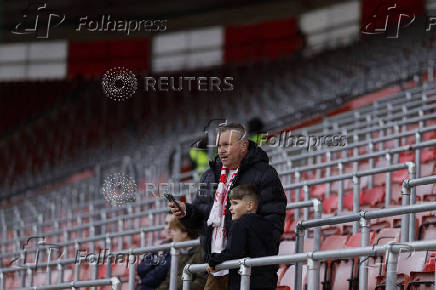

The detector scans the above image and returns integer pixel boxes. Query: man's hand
[168,201,187,219]
[206,265,218,274]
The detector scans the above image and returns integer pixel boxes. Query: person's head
[247,117,264,135]
[163,212,176,240]
[169,217,199,242]
[216,123,249,169]
[229,184,260,220]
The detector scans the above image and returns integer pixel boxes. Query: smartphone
[164,193,185,216]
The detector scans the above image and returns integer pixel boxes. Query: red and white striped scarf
[207,166,238,254]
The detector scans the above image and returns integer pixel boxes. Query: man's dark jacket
[180,140,287,263]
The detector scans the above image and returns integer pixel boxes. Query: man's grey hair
[216,122,247,140]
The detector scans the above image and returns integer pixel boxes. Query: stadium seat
[343,191,354,211]
[422,148,436,163]
[311,184,327,199]
[408,271,435,289]
[320,235,349,251]
[345,231,376,248]
[372,228,401,246]
[399,151,415,163]
[322,195,338,214]
[361,186,385,207]
[393,169,409,184]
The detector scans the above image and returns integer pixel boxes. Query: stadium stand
[1,3,436,290]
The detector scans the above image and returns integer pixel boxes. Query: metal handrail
[0,202,321,290]
[182,240,436,290]
[14,277,121,290]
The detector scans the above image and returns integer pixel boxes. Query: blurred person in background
[157,218,206,290]
[189,135,211,180]
[247,117,266,146]
[136,212,174,290]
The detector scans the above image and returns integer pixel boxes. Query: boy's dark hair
[169,218,200,240]
[229,184,260,209]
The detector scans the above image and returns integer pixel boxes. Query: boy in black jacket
[206,184,277,290]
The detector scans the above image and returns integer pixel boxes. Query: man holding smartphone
[168,122,287,290]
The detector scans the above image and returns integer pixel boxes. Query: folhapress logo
[361,2,415,38]
[11,2,65,39]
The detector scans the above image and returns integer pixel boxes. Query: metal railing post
[313,199,322,290]
[294,224,305,290]
[128,249,136,290]
[359,213,370,290]
[58,264,64,283]
[112,276,122,290]
[385,153,393,206]
[26,268,32,287]
[385,244,399,290]
[368,142,374,188]
[352,175,360,234]
[307,255,319,290]
[401,181,411,243]
[169,243,180,290]
[326,152,331,197]
[338,163,344,211]
[0,271,4,290]
[74,242,80,281]
[303,185,310,223]
[415,132,422,179]
[182,265,192,290]
[295,171,301,220]
[407,163,417,242]
[239,259,251,290]
[313,199,322,253]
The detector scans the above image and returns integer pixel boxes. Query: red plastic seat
[393,169,409,184]
[371,215,402,231]
[343,191,354,211]
[33,272,48,286]
[399,151,415,163]
[374,172,386,186]
[372,228,401,246]
[422,148,436,163]
[423,131,436,141]
[408,271,435,289]
[420,223,436,241]
[321,235,349,251]
[311,184,326,199]
[417,184,434,201]
[422,161,436,177]
[345,231,376,247]
[397,251,427,274]
[361,186,385,207]
[322,195,338,214]
[330,259,355,290]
